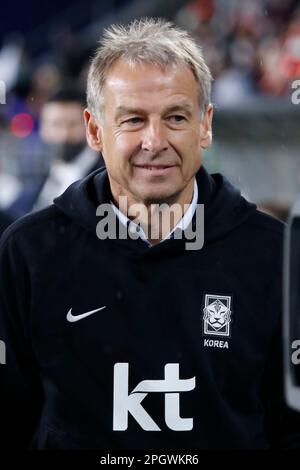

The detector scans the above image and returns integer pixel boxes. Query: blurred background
[0,0,300,228]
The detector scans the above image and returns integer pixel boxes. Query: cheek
[176,132,202,174]
[172,130,201,157]
[187,130,202,157]
[112,134,139,161]
[102,133,136,173]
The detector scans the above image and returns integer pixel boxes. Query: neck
[110,179,195,245]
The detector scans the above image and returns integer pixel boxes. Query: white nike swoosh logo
[66,306,106,323]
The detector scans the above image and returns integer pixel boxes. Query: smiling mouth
[133,165,177,176]
[135,165,176,170]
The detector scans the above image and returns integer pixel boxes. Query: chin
[130,180,183,205]
[139,190,179,205]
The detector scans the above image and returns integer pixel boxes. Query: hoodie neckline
[54,166,256,248]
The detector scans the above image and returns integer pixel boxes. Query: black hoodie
[0,166,300,449]
[0,210,13,237]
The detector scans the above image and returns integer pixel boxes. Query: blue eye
[124,117,143,124]
[168,115,186,123]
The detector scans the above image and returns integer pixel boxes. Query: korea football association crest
[203,294,232,337]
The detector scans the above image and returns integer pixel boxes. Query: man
[8,88,104,218]
[0,18,299,449]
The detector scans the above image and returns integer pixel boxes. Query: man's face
[41,102,86,144]
[85,60,213,204]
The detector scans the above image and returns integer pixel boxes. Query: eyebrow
[115,106,145,121]
[115,103,193,121]
[164,104,193,118]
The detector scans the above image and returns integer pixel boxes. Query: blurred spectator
[0,55,60,188]
[8,87,104,218]
[0,169,21,209]
[0,34,24,92]
[176,0,300,106]
[0,115,22,209]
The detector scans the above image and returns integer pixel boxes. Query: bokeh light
[10,113,34,138]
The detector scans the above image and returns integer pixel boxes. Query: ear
[84,108,103,152]
[199,104,213,149]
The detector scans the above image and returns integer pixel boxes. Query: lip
[134,164,177,177]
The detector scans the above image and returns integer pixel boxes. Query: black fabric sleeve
[0,234,43,449]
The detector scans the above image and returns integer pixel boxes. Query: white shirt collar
[111,179,198,245]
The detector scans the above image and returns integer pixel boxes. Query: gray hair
[87,17,212,120]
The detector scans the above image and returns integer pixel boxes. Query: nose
[141,121,168,154]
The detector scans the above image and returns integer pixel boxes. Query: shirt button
[128,224,136,235]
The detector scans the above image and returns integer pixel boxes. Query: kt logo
[113,363,195,431]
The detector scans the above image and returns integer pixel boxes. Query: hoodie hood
[54,166,256,245]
